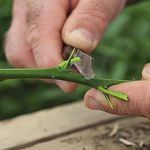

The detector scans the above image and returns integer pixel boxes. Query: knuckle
[92,9,108,25]
[90,11,108,29]
[81,2,109,27]
[26,25,41,49]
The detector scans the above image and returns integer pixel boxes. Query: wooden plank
[23,117,150,150]
[0,102,121,150]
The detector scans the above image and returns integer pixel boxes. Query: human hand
[84,64,150,119]
[5,0,126,92]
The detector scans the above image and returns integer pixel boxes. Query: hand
[84,64,150,119]
[5,0,126,92]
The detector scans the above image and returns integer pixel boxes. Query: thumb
[62,0,126,52]
[84,81,150,119]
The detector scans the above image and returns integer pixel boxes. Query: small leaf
[104,93,114,109]
[98,86,128,101]
[64,48,76,69]
[58,57,80,69]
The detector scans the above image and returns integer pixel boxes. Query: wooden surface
[0,102,149,150]
[23,117,149,150]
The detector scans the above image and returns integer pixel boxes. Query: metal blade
[64,46,95,80]
[73,48,95,79]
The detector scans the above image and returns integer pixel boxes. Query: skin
[5,0,150,119]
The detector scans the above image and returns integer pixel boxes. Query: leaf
[98,86,128,101]
[104,93,114,109]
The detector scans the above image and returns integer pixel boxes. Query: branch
[0,54,129,109]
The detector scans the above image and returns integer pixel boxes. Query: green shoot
[64,48,76,69]
[0,47,129,109]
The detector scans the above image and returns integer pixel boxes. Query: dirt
[60,117,150,150]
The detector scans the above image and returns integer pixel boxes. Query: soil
[59,117,150,150]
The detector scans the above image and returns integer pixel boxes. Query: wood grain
[23,117,149,150]
[0,102,120,150]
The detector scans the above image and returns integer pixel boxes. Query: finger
[84,81,150,119]
[26,0,76,92]
[62,0,126,52]
[5,0,36,68]
[142,63,150,80]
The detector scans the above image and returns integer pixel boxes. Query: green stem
[0,66,129,100]
[0,56,130,104]
[64,48,76,69]
[98,86,128,101]
[58,57,80,68]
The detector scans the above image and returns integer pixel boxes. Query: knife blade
[63,46,95,80]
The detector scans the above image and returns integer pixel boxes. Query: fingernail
[86,91,108,110]
[64,29,96,51]
[95,91,109,106]
[87,98,104,110]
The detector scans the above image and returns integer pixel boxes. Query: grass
[0,0,150,120]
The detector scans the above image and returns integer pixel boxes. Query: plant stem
[0,66,129,100]
[64,48,76,69]
[0,54,130,104]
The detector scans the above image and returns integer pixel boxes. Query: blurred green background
[0,0,150,120]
